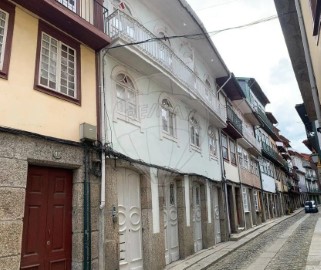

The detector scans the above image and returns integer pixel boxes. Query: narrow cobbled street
[207,212,319,270]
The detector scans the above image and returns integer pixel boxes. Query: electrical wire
[107,11,296,50]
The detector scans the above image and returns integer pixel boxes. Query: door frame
[20,165,73,270]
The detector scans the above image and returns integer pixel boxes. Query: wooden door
[117,169,143,270]
[213,187,221,244]
[192,183,202,252]
[21,166,72,270]
[164,180,179,265]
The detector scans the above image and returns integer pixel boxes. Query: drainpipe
[98,48,106,270]
[218,129,231,237]
[217,72,232,96]
[84,145,92,270]
[295,0,321,128]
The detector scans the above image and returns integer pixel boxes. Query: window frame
[242,187,249,212]
[253,191,259,212]
[190,115,201,149]
[0,1,15,79]
[115,73,138,121]
[34,21,81,105]
[221,133,229,160]
[161,98,176,139]
[229,139,237,165]
[208,126,217,157]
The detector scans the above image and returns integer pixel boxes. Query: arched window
[208,126,217,156]
[115,73,137,119]
[161,98,176,137]
[190,116,200,147]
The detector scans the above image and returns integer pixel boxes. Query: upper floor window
[242,187,249,212]
[161,98,176,137]
[0,9,8,70]
[35,23,80,103]
[243,151,249,169]
[0,1,14,79]
[208,126,217,156]
[57,0,77,12]
[253,191,259,211]
[115,73,137,119]
[238,146,243,166]
[222,133,229,160]
[310,0,321,36]
[229,139,236,165]
[190,116,200,148]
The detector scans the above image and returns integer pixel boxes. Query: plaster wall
[0,7,97,141]
[261,173,276,193]
[224,161,240,183]
[103,57,222,180]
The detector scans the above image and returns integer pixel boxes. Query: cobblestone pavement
[207,212,319,270]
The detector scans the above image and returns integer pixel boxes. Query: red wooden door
[21,166,72,270]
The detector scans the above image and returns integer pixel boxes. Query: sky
[186,0,308,153]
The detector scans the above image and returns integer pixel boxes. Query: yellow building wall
[301,0,321,106]
[0,7,97,142]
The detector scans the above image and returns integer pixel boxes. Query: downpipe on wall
[83,144,92,270]
[98,47,107,270]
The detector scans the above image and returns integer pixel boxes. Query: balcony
[13,0,111,50]
[255,107,278,140]
[224,105,243,138]
[261,142,285,167]
[237,124,261,155]
[106,10,227,125]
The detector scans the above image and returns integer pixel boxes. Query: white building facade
[101,1,232,269]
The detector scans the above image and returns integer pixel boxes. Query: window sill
[114,113,143,131]
[190,144,201,154]
[209,154,218,161]
[161,132,178,144]
[34,84,81,105]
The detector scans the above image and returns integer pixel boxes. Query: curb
[166,208,303,270]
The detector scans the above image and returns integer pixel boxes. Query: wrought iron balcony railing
[106,10,227,122]
[56,0,109,31]
[255,107,275,137]
[227,105,243,135]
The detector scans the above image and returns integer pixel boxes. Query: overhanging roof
[236,77,270,107]
[274,0,317,121]
[266,112,278,124]
[216,73,246,100]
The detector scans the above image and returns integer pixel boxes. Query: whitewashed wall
[104,58,222,180]
[261,174,276,193]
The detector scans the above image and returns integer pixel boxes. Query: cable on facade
[107,10,297,51]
